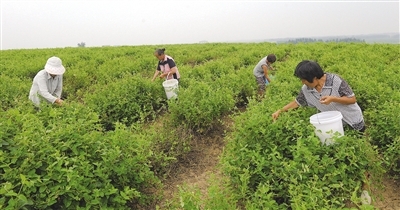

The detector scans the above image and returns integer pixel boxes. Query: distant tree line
[77,42,86,47]
[281,37,365,44]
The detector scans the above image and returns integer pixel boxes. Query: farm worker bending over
[271,60,365,132]
[271,60,371,204]
[152,48,180,82]
[253,54,276,98]
[29,56,65,107]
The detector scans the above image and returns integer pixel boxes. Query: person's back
[253,56,269,77]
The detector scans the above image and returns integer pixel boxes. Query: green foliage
[1,42,399,209]
[146,119,193,176]
[364,97,400,149]
[383,136,400,177]
[202,174,238,210]
[0,75,30,111]
[0,103,159,209]
[222,104,384,209]
[362,82,400,174]
[163,174,238,210]
[245,183,280,210]
[168,80,235,133]
[177,185,203,210]
[84,75,165,130]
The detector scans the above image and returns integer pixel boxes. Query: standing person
[152,48,180,82]
[271,60,370,204]
[253,54,276,98]
[29,56,66,107]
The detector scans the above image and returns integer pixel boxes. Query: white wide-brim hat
[45,56,65,75]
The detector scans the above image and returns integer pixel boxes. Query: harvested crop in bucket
[309,111,344,145]
[162,79,179,99]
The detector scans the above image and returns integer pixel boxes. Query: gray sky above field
[1,0,399,50]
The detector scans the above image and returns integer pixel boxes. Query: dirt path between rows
[371,177,400,210]
[155,114,400,209]
[154,114,233,209]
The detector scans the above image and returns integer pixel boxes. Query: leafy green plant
[0,75,30,111]
[168,80,235,133]
[383,136,400,177]
[203,174,238,210]
[84,75,165,130]
[0,103,160,209]
[1,42,399,209]
[222,100,384,209]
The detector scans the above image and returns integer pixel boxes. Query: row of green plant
[1,43,264,209]
[216,43,399,209]
[1,102,194,209]
[1,42,399,209]
[166,43,399,209]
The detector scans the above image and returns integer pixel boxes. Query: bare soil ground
[155,114,400,209]
[371,177,400,210]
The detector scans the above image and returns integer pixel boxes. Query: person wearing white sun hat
[29,56,66,107]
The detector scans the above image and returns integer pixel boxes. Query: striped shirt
[295,73,365,130]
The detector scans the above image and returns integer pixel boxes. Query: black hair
[155,48,166,56]
[267,54,276,63]
[294,60,324,83]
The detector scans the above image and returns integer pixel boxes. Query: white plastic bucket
[162,79,179,99]
[309,111,344,145]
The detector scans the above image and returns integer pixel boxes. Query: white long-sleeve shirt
[29,70,63,106]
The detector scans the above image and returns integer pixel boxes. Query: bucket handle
[166,72,170,81]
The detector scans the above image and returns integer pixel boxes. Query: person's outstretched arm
[152,70,160,81]
[272,100,299,121]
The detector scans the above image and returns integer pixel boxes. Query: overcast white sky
[1,0,399,50]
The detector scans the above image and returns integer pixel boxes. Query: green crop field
[1,42,399,209]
